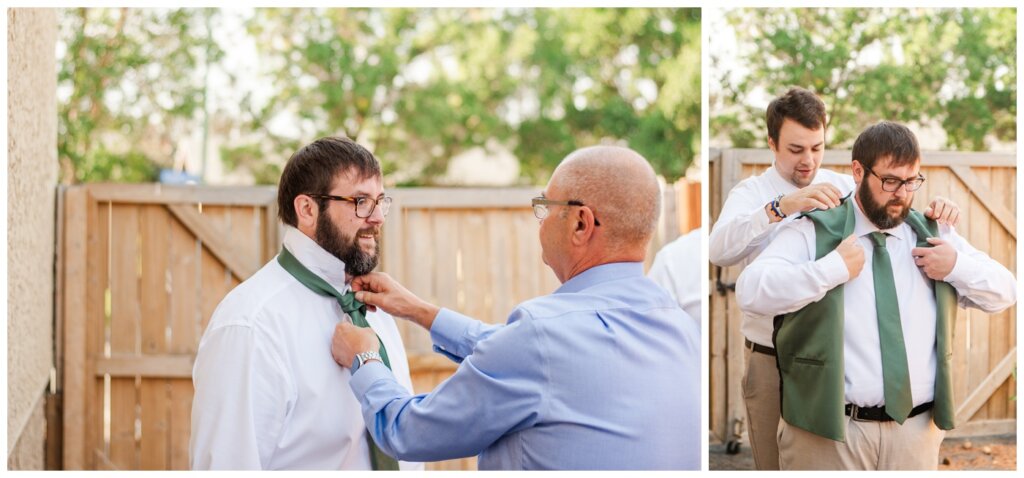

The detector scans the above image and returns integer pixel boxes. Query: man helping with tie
[330,145,701,470]
[735,121,1016,470]
[189,136,420,470]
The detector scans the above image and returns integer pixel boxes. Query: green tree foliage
[58,8,699,185]
[57,8,222,183]
[712,8,1015,150]
[232,8,700,185]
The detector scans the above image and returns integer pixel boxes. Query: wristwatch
[350,350,382,374]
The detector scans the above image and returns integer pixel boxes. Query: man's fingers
[928,201,946,220]
[911,246,931,257]
[354,290,383,308]
[808,198,830,211]
[949,210,960,227]
[926,237,946,246]
[820,185,842,205]
[810,191,834,208]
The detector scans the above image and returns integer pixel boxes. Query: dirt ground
[709,434,1016,470]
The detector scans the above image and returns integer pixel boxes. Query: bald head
[550,145,661,250]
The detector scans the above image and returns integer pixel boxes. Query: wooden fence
[709,149,1017,449]
[56,179,699,470]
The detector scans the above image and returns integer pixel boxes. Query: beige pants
[778,410,946,470]
[741,345,781,470]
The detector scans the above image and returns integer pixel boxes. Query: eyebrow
[343,190,385,198]
[876,171,923,181]
[787,141,823,149]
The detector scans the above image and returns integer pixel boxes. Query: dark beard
[858,179,910,229]
[314,213,380,276]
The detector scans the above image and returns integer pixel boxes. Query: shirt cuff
[942,248,972,285]
[429,308,476,361]
[350,360,394,398]
[818,249,851,288]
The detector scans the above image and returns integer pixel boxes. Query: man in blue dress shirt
[331,145,701,470]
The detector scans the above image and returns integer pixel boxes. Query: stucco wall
[7,8,58,469]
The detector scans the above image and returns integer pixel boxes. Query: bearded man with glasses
[736,122,1016,470]
[190,136,421,471]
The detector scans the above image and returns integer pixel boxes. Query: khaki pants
[777,410,945,470]
[741,345,781,470]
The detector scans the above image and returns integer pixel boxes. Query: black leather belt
[845,401,934,422]
[745,338,776,356]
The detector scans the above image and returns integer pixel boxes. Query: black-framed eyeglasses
[307,194,393,218]
[864,165,925,193]
[531,197,601,226]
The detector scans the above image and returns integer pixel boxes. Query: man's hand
[836,234,865,280]
[776,183,843,220]
[913,237,958,281]
[923,196,961,227]
[351,272,440,330]
[331,322,380,368]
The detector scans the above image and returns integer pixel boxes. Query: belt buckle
[849,404,867,422]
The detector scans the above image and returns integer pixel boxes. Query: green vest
[772,197,957,442]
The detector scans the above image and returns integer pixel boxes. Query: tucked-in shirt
[648,227,702,323]
[189,226,421,470]
[349,262,701,470]
[736,197,1016,407]
[709,165,855,346]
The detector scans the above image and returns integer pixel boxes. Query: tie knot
[868,231,888,249]
[340,290,365,315]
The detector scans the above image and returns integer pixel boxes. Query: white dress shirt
[736,196,1016,407]
[648,227,702,323]
[190,226,421,470]
[709,165,855,346]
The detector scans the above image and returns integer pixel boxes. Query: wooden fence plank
[168,216,200,470]
[87,201,110,468]
[61,188,88,469]
[139,206,170,469]
[109,205,141,469]
[459,211,492,322]
[401,209,436,356]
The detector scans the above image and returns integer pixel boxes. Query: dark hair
[766,87,827,145]
[277,136,381,227]
[851,121,920,171]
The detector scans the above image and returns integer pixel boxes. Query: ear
[294,194,319,231]
[851,159,864,186]
[569,206,598,246]
[767,136,778,152]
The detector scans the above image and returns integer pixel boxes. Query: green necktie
[868,232,914,424]
[276,247,400,470]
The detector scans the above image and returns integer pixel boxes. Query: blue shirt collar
[554,262,645,294]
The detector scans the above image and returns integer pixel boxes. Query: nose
[366,202,386,224]
[892,182,909,198]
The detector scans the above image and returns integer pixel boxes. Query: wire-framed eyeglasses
[531,197,601,226]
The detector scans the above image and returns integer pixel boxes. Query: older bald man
[330,146,700,470]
